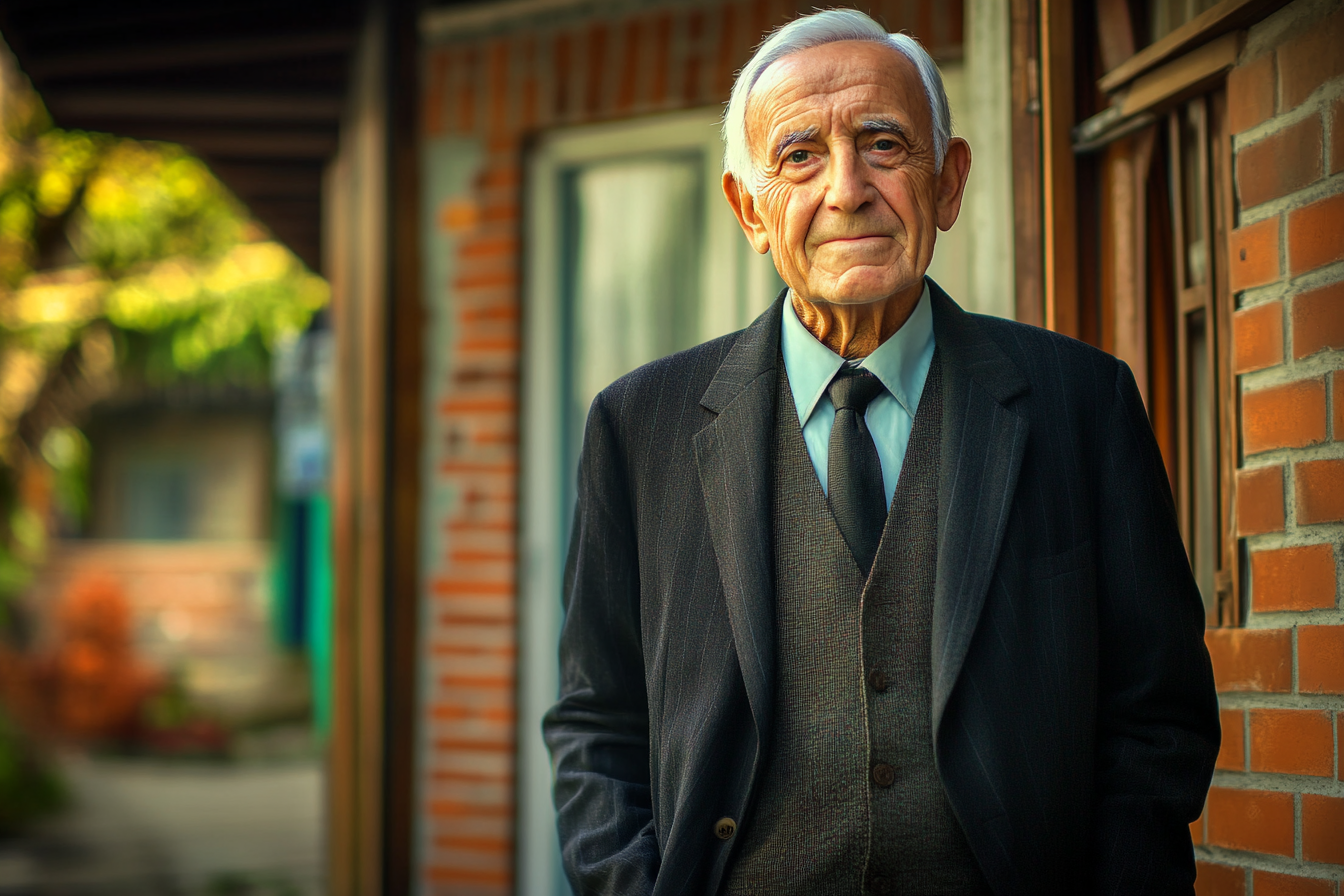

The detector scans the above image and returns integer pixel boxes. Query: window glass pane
[1180,104,1207,288]
[564,156,703,459]
[1187,309,1217,614]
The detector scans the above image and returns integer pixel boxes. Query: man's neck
[791,282,923,358]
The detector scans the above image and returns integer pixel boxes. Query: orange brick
[1302,794,1344,864]
[1336,371,1344,440]
[1292,281,1344,358]
[1217,708,1245,770]
[1206,787,1295,856]
[1205,628,1292,692]
[1249,708,1334,776]
[1229,216,1281,292]
[1191,804,1206,845]
[1236,465,1286,535]
[1243,377,1328,454]
[1228,53,1276,135]
[1334,98,1344,175]
[1299,625,1344,694]
[1254,870,1336,896]
[1236,116,1322,208]
[1298,458,1344,524]
[1250,544,1336,611]
[1289,192,1344,276]
[1234,301,1284,373]
[1196,861,1246,896]
[1278,6,1344,111]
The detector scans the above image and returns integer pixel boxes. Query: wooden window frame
[1014,0,1255,625]
[1166,89,1239,626]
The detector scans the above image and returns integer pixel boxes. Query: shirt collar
[780,280,935,426]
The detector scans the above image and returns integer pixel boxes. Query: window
[1164,89,1238,625]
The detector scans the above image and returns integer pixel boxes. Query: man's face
[725,40,969,307]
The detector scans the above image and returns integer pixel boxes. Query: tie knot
[827,367,884,413]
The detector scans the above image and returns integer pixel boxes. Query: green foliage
[73,142,243,274]
[41,425,89,531]
[0,704,66,836]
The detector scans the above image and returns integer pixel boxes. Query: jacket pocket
[1032,539,1094,581]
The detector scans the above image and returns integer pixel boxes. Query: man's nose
[824,145,873,214]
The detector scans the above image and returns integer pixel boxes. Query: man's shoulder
[965,310,1122,395]
[593,329,744,419]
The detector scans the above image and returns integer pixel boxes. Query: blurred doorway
[518,108,783,895]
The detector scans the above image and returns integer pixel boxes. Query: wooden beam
[26,30,355,80]
[1009,0,1044,327]
[1040,0,1077,337]
[207,163,326,200]
[1119,32,1243,117]
[114,127,339,161]
[1095,0,1136,73]
[45,90,344,123]
[1098,0,1290,93]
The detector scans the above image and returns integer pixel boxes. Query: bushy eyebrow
[771,126,819,162]
[860,118,909,141]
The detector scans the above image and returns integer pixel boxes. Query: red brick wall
[418,1,961,891]
[1204,1,1344,892]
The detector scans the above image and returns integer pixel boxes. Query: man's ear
[935,137,972,232]
[722,172,772,254]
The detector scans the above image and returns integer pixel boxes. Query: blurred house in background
[4,0,1343,894]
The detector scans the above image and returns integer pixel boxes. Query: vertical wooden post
[1038,0,1077,337]
[327,8,389,894]
[382,0,424,888]
[1009,0,1044,327]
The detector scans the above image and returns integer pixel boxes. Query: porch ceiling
[0,0,363,271]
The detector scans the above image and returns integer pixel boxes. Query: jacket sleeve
[1092,359,1221,893]
[542,390,659,895]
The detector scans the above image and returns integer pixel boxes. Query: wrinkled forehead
[745,40,931,143]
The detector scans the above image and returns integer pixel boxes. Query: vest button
[867,667,889,692]
[871,762,895,787]
[714,816,737,840]
[868,875,891,895]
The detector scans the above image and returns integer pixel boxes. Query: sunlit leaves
[72,143,242,274]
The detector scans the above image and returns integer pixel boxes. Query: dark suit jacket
[543,282,1220,895]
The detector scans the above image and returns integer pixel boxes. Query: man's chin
[806,275,922,307]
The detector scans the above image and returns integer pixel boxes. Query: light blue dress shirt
[780,280,936,509]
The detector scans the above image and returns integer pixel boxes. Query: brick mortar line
[1196,842,1344,878]
[1210,768,1344,795]
[1216,694,1344,713]
[1237,262,1344,310]
[1296,790,1304,860]
[1240,445,1344,473]
[1241,349,1344,390]
[1238,170,1344,228]
[1233,75,1344,152]
[1241,0,1342,60]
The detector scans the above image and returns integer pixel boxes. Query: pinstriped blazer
[543,281,1220,896]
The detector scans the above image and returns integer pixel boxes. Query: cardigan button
[714,817,737,840]
[867,667,889,692]
[871,762,895,787]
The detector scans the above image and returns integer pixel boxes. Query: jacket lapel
[928,282,1031,736]
[693,290,786,743]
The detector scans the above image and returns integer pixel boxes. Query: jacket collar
[694,279,1032,749]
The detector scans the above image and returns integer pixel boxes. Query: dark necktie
[826,367,887,575]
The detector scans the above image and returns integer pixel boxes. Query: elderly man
[544,9,1219,895]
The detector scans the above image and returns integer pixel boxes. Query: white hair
[721,8,952,193]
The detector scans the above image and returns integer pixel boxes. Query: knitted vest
[723,354,989,895]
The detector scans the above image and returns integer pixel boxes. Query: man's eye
[874,139,896,151]
[788,150,809,163]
